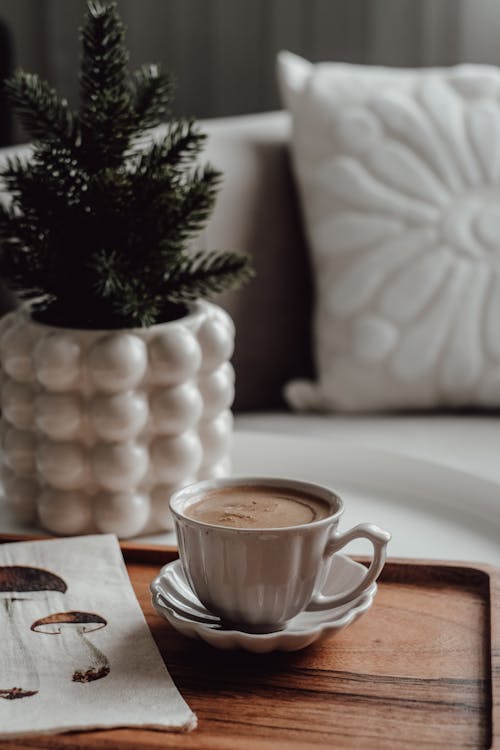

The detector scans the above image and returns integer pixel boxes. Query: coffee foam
[184,484,331,529]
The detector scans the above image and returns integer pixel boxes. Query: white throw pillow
[277,51,500,411]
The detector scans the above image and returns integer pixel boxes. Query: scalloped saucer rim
[150,554,377,652]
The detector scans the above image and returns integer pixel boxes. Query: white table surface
[1,430,500,567]
[230,431,500,567]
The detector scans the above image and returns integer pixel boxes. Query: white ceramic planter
[0,300,235,538]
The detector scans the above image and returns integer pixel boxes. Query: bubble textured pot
[0,301,235,538]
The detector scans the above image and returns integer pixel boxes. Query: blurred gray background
[1,0,500,144]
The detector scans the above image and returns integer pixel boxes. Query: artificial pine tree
[0,0,253,329]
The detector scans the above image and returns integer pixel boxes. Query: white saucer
[150,554,377,653]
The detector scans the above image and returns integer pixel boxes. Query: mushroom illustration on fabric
[31,611,110,683]
[0,566,67,699]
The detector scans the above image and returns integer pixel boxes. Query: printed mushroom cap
[0,566,67,597]
[31,610,107,634]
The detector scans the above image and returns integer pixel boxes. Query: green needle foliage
[0,0,254,328]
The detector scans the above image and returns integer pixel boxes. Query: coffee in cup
[170,476,391,633]
[183,483,331,528]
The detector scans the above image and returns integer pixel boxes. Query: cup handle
[307,523,391,611]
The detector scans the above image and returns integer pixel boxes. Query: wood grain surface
[0,539,497,750]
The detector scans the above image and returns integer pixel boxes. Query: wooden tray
[0,538,498,749]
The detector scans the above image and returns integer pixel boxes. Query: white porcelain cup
[170,476,391,632]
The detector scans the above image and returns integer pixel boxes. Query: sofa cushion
[278,51,500,412]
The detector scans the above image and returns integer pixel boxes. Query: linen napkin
[0,534,196,737]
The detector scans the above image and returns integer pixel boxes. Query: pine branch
[3,71,77,147]
[125,157,179,209]
[0,169,50,264]
[132,120,206,179]
[168,165,221,241]
[160,120,207,167]
[118,281,161,327]
[165,249,255,303]
[0,208,44,252]
[0,242,46,297]
[2,147,89,224]
[131,64,173,132]
[80,1,128,102]
[0,202,49,296]
[90,248,124,298]
[0,201,9,235]
[79,1,134,170]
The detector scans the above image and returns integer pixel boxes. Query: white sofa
[200,111,500,484]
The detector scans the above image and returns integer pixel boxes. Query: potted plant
[0,1,253,538]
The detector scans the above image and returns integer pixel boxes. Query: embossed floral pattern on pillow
[278,52,500,411]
